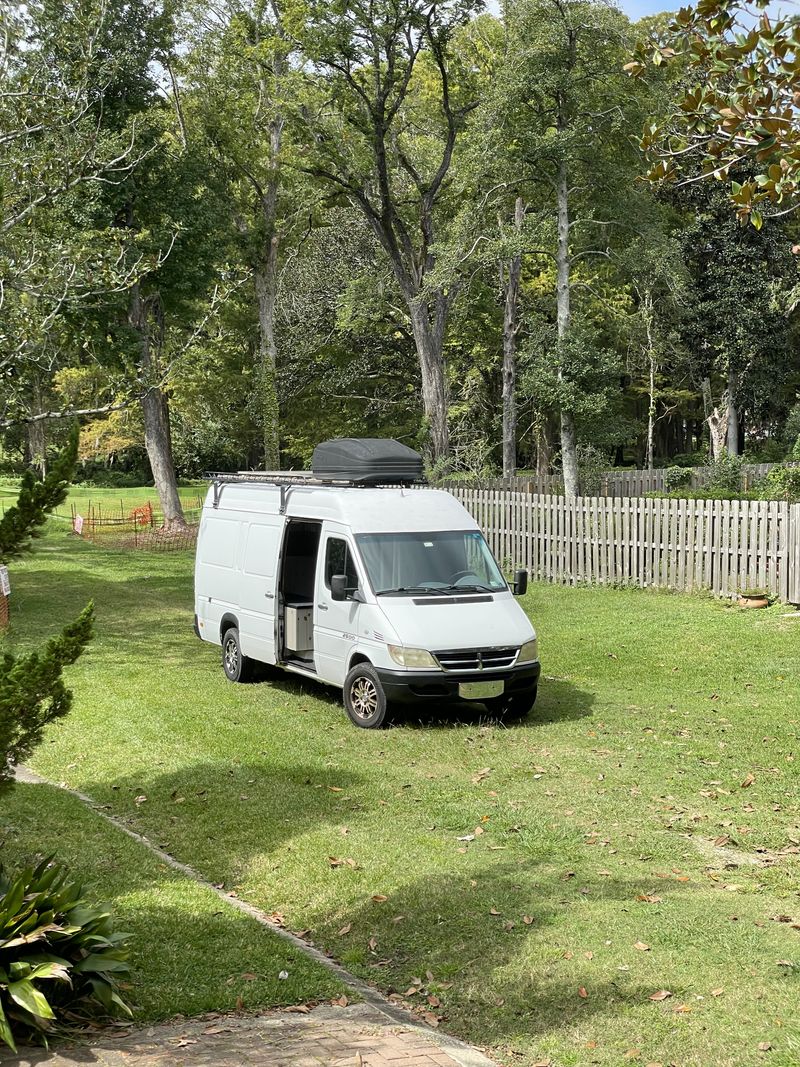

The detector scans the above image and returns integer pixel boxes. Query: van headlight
[517,638,538,663]
[388,644,437,669]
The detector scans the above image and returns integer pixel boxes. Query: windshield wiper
[376,586,441,597]
[438,583,498,594]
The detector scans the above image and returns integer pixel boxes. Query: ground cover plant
[4,522,800,1066]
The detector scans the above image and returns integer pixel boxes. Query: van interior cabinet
[285,603,313,654]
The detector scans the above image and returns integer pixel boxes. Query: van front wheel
[222,627,254,683]
[343,664,388,729]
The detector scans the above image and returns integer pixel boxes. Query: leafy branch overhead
[628,0,800,227]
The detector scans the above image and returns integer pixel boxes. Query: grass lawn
[3,523,800,1066]
[0,481,206,521]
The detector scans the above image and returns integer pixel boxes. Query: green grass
[0,481,206,521]
[3,524,800,1065]
[1,786,346,1021]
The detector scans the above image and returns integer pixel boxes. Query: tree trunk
[726,366,739,456]
[644,291,656,471]
[702,377,730,462]
[128,284,186,530]
[555,160,579,498]
[253,49,284,471]
[502,196,525,479]
[408,297,450,465]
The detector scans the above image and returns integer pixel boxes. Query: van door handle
[264,592,274,599]
[317,603,328,611]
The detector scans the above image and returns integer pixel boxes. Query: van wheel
[343,664,388,729]
[222,627,253,683]
[486,688,537,720]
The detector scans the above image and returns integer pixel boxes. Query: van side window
[325,538,358,591]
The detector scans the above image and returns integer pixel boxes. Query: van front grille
[434,647,518,672]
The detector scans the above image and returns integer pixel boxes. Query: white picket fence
[443,487,800,604]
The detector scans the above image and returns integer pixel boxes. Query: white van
[193,451,540,728]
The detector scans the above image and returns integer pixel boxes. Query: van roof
[203,483,478,534]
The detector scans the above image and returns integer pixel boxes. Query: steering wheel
[447,569,477,584]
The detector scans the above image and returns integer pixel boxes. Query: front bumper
[375,660,541,704]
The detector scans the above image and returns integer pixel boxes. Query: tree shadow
[308,859,699,1057]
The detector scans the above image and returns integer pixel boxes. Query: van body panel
[237,517,284,662]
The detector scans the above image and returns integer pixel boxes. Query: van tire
[486,688,537,720]
[343,664,388,729]
[221,627,254,683]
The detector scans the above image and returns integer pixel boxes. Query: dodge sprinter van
[193,439,540,728]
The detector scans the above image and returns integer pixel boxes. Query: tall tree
[291,0,482,464]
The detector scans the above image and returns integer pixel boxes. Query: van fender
[220,613,239,642]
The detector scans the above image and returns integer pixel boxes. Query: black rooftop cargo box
[312,438,423,486]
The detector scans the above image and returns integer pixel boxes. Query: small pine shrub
[707,453,744,493]
[0,857,132,1051]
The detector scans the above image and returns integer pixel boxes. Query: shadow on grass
[322,859,695,1053]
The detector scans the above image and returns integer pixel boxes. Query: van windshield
[356,530,507,596]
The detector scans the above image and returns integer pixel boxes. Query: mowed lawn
[3,524,800,1066]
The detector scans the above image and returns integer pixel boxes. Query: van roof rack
[206,471,424,511]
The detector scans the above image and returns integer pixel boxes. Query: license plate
[458,680,504,700]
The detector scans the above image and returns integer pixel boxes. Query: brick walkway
[6,1003,494,1067]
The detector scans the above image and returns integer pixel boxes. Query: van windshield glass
[355,531,506,596]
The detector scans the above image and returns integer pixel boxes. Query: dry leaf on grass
[741,773,755,788]
[578,986,588,998]
[371,894,388,903]
[637,894,663,903]
[284,1004,311,1014]
[758,1042,772,1052]
[634,941,651,951]
[649,989,672,1001]
[337,923,352,936]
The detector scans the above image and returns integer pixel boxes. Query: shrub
[663,466,692,493]
[706,452,744,493]
[762,463,800,502]
[0,857,131,1051]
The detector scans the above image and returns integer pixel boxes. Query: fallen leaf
[634,941,651,952]
[741,773,755,788]
[328,786,343,792]
[710,987,724,997]
[758,1042,772,1052]
[578,986,588,998]
[368,936,378,952]
[332,995,348,1007]
[337,923,352,937]
[649,989,672,1001]
[637,894,663,904]
[523,915,535,925]
[427,995,441,1007]
[134,795,147,805]
[240,972,258,981]
[489,907,501,916]
[423,1012,440,1028]
[623,1050,640,1060]
[372,894,388,903]
[673,1003,692,1013]
[284,1004,311,1014]
[471,767,492,784]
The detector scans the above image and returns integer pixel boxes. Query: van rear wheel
[222,627,254,683]
[343,664,388,729]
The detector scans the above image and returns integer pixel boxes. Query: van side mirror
[513,569,528,596]
[330,574,347,601]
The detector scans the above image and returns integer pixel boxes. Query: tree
[629,0,800,227]
[183,0,297,469]
[0,429,93,795]
[291,0,482,464]
[464,0,647,494]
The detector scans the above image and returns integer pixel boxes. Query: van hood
[374,591,535,652]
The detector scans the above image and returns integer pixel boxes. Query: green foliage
[664,466,692,492]
[0,604,94,796]
[0,426,78,564]
[0,856,131,1051]
[632,0,800,225]
[707,452,744,493]
[761,463,800,502]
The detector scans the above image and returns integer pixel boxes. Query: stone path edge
[15,766,497,1067]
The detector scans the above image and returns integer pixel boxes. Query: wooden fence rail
[441,487,800,604]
